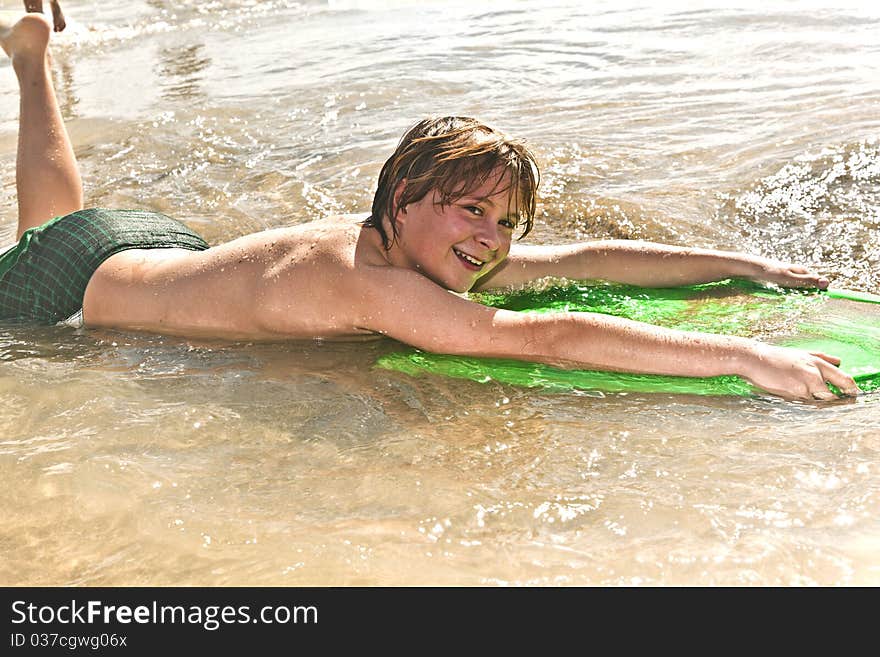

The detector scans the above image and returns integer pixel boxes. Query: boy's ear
[393,179,407,221]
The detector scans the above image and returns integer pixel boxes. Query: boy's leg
[49,1,66,33]
[2,12,82,240]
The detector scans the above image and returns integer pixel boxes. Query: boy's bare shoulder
[237,214,383,271]
[249,214,413,336]
[319,214,389,267]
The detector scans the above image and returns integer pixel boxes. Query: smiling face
[389,170,517,292]
[365,116,540,254]
[365,117,540,291]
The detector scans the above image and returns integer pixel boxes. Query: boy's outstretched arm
[474,241,829,291]
[352,267,859,402]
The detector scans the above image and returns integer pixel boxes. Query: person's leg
[2,12,82,240]
[49,1,66,33]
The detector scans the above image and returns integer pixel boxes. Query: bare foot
[0,12,51,66]
[22,0,64,33]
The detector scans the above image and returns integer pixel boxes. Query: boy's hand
[745,255,829,290]
[740,343,860,401]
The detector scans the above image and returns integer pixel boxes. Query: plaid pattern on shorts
[0,208,209,324]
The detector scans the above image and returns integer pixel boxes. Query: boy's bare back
[83,216,390,340]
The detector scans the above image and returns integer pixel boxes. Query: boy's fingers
[786,272,828,288]
[811,388,837,401]
[817,361,861,396]
[811,351,841,366]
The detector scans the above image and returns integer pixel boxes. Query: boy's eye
[465,206,483,216]
[499,218,516,230]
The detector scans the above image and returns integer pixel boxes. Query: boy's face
[393,171,517,292]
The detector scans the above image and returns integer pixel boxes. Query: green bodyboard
[376,280,880,396]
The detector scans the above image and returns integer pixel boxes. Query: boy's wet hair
[365,117,540,249]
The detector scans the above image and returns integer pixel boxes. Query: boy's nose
[475,219,501,251]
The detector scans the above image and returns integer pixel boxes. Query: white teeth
[455,249,484,266]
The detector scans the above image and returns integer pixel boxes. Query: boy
[0,13,860,401]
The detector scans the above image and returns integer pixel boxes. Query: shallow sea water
[1,0,879,585]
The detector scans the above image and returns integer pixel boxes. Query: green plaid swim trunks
[0,208,210,324]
